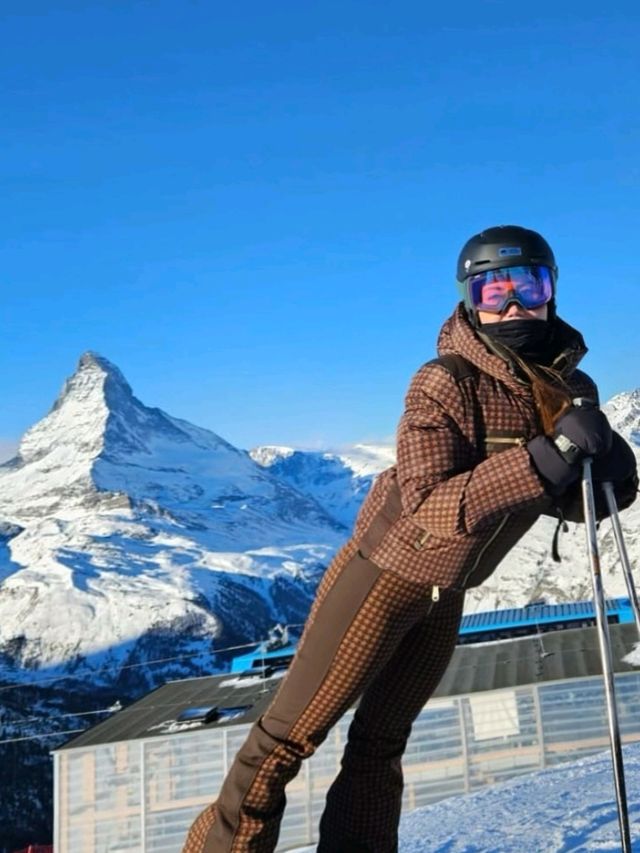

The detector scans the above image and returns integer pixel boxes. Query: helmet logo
[499,246,522,257]
[464,259,471,271]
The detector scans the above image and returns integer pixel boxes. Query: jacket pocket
[358,473,403,558]
[372,516,447,557]
[369,515,475,588]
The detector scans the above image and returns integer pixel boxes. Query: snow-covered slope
[250,442,394,528]
[290,741,640,852]
[0,353,346,682]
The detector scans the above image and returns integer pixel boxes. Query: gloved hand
[527,401,613,496]
[591,430,637,486]
[556,431,639,522]
[552,401,613,463]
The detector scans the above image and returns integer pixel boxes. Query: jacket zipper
[414,530,431,550]
[485,435,526,447]
[460,513,511,588]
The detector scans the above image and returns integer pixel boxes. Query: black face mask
[480,319,555,365]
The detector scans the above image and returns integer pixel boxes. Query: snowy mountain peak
[14,351,223,477]
[74,350,131,395]
[0,352,347,539]
[249,445,296,467]
[603,388,640,445]
[48,350,132,415]
[17,351,119,467]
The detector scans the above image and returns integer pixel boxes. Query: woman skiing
[182,225,637,853]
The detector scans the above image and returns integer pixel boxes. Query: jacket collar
[436,304,588,393]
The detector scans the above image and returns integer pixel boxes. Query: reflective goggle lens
[468,265,554,313]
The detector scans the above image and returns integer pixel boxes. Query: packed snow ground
[289,742,640,852]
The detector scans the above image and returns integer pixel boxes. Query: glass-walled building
[53,621,640,853]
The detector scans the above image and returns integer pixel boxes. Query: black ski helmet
[456,225,558,323]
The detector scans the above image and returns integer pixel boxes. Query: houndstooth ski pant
[181,540,464,853]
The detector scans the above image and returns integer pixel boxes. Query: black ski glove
[551,401,613,462]
[591,430,637,486]
[527,402,613,496]
[555,431,639,522]
[527,435,579,495]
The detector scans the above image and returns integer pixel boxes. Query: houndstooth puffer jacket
[352,304,597,592]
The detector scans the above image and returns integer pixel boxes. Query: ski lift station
[53,598,640,852]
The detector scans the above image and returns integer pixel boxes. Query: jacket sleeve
[566,368,600,404]
[395,363,546,538]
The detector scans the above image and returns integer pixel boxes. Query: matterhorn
[0,353,355,685]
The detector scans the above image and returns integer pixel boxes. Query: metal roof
[56,622,639,752]
[434,622,638,698]
[459,597,632,633]
[56,670,284,752]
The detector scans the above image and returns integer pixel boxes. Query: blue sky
[2,1,640,454]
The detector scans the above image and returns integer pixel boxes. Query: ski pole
[582,459,632,853]
[601,480,640,636]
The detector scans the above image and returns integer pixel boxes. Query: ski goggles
[467,265,554,314]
